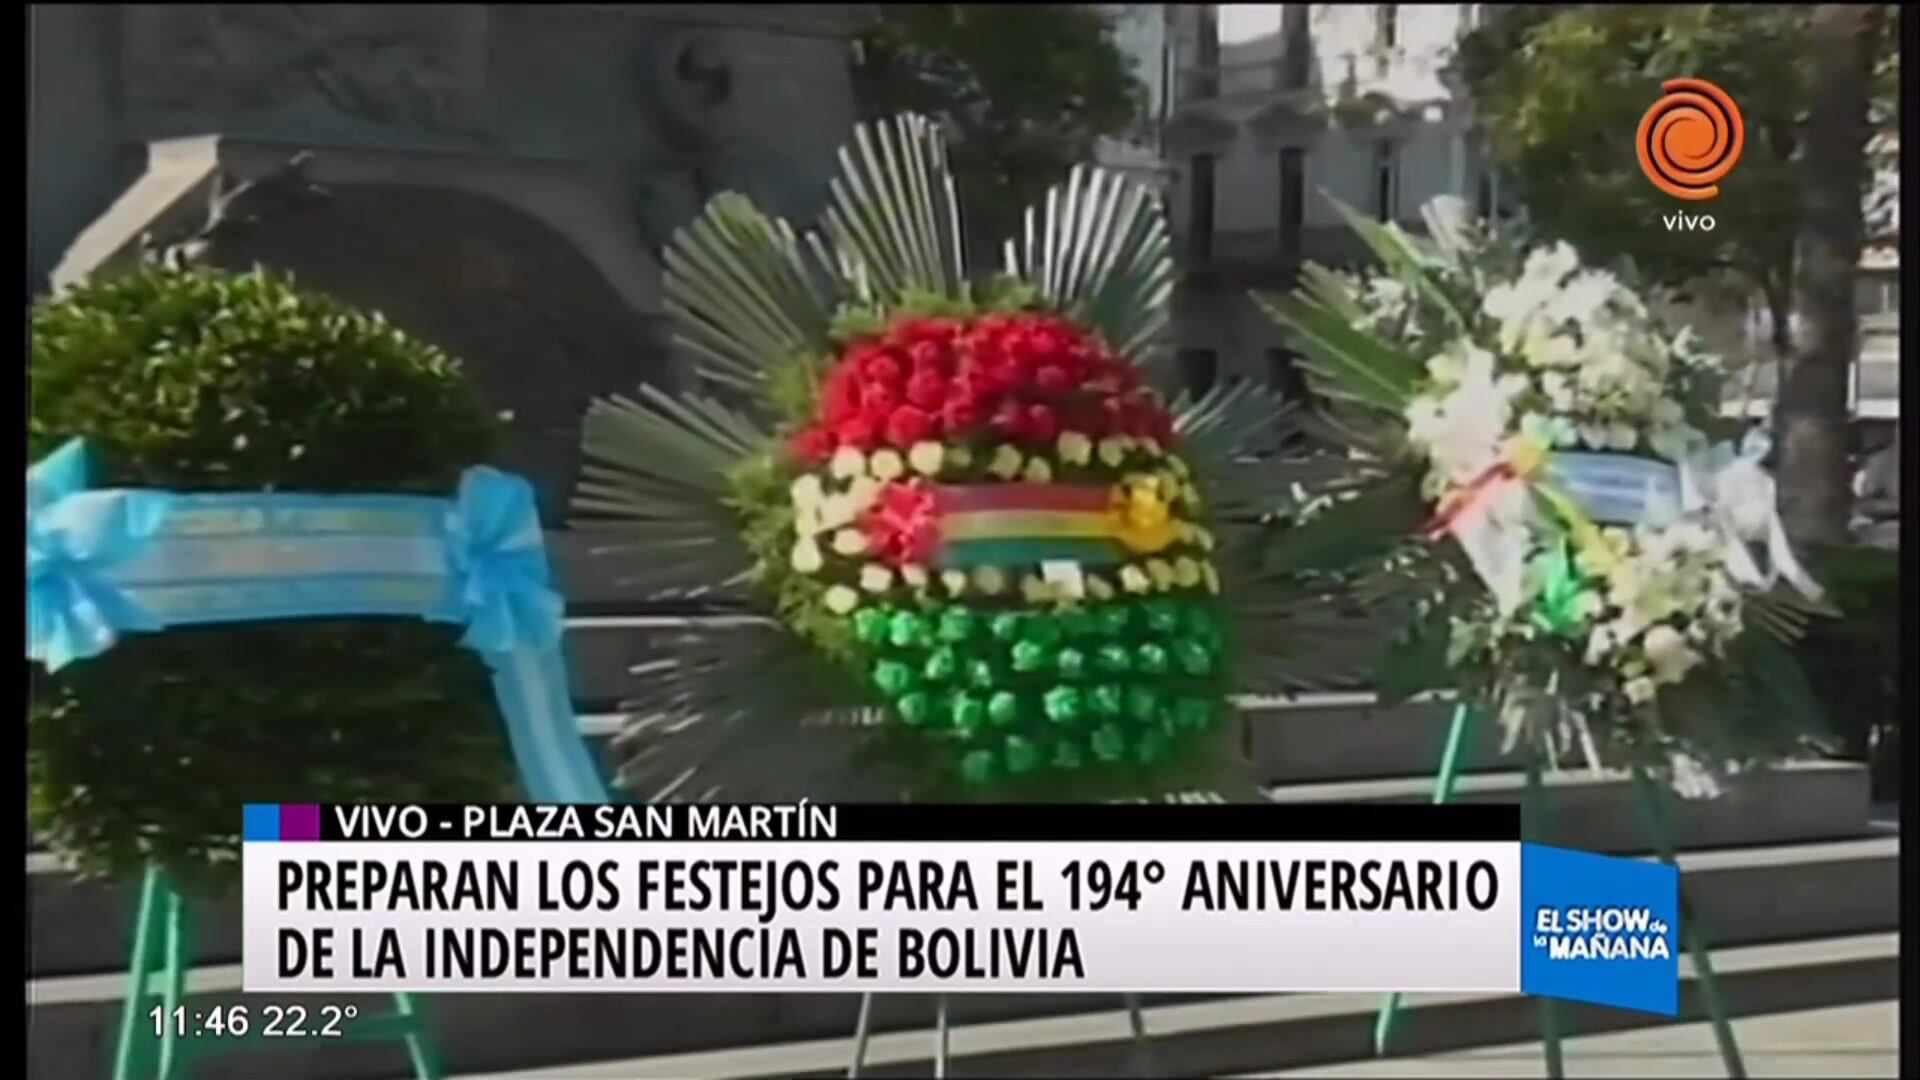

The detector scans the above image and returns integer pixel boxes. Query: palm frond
[609,623,895,802]
[570,385,766,594]
[817,114,967,307]
[1251,290,1422,414]
[1003,166,1176,363]
[661,193,833,411]
[1172,380,1316,520]
[1324,195,1469,336]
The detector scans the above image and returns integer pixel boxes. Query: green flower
[1011,640,1048,673]
[988,691,1021,726]
[1043,685,1083,725]
[937,607,977,643]
[1056,647,1087,680]
[1091,725,1127,763]
[853,608,892,645]
[1004,735,1041,773]
[924,646,959,682]
[1136,642,1170,675]
[873,660,915,696]
[897,691,934,726]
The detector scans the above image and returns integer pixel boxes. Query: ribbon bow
[441,467,565,654]
[1680,429,1825,602]
[26,439,169,671]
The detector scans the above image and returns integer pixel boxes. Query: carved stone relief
[120,5,490,138]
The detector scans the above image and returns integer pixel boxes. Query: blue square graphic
[1520,843,1679,1015]
[243,803,282,842]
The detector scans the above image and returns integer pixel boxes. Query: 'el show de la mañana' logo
[1637,77,1745,202]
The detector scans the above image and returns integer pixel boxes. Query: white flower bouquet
[1258,198,1834,798]
[1259,196,1837,1076]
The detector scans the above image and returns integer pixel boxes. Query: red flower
[861,349,905,388]
[1034,364,1073,393]
[885,405,936,448]
[940,395,985,434]
[861,480,941,566]
[1023,403,1060,445]
[861,381,900,415]
[906,340,948,374]
[790,425,834,464]
[905,369,948,410]
[835,413,880,450]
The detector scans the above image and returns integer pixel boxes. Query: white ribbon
[1678,429,1825,602]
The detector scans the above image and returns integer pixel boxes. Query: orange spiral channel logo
[1636,78,1745,201]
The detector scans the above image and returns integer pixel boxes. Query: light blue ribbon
[440,467,566,653]
[25,439,613,804]
[26,439,171,671]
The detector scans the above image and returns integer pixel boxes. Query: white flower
[1022,457,1054,483]
[860,564,895,593]
[1119,565,1152,593]
[940,569,969,596]
[1624,676,1658,705]
[824,585,860,614]
[973,566,1007,595]
[908,441,945,475]
[832,528,869,556]
[831,447,866,480]
[1057,432,1093,465]
[1406,345,1521,485]
[817,493,857,531]
[844,476,882,512]
[901,563,930,588]
[790,538,824,574]
[1642,624,1700,684]
[1542,269,1620,327]
[790,473,825,509]
[870,449,905,480]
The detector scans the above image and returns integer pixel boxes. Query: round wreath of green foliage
[29,266,515,896]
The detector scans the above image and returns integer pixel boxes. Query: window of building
[1266,347,1312,403]
[1179,348,1219,398]
[1279,147,1306,255]
[1373,140,1399,221]
[1280,5,1313,90]
[1189,154,1216,260]
[1377,4,1399,49]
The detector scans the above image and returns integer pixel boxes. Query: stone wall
[29,4,867,520]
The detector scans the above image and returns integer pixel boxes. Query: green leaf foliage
[852,4,1147,246]
[29,266,512,897]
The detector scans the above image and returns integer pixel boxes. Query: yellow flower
[832,528,869,556]
[1146,558,1175,590]
[1119,565,1151,593]
[908,441,945,475]
[1173,556,1201,588]
[1020,575,1053,604]
[1110,475,1178,554]
[1022,456,1053,483]
[860,564,895,593]
[790,538,824,574]
[1085,573,1116,601]
[940,569,969,596]
[830,447,866,480]
[901,563,930,588]
[1192,526,1216,552]
[974,566,1007,595]
[1057,432,1093,466]
[1200,563,1221,595]
[988,445,1025,479]
[870,449,905,480]
[824,585,860,614]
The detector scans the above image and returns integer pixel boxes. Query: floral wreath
[1260,197,1832,796]
[574,116,1323,799]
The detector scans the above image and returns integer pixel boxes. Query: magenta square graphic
[281,804,323,841]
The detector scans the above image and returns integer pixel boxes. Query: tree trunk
[1775,4,1876,547]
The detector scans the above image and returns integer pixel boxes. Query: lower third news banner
[240,802,1678,1014]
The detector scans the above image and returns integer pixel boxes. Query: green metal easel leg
[1632,769,1747,1078]
[1373,699,1478,1057]
[109,864,445,1080]
[1521,756,1566,1080]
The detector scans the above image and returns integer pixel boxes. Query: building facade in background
[1159,3,1498,399]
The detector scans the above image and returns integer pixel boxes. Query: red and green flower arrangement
[573,116,1338,800]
